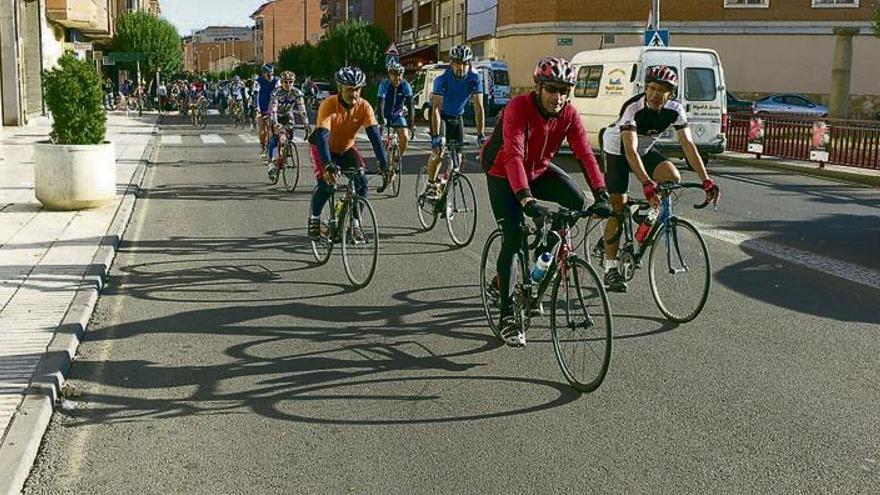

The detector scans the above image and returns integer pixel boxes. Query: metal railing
[727,112,880,170]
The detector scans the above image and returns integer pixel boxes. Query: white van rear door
[680,51,724,146]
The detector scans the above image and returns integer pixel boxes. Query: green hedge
[42,53,106,145]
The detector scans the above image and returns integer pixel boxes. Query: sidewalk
[720,151,880,187]
[0,113,159,494]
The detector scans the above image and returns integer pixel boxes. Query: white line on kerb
[693,221,880,291]
[161,135,181,144]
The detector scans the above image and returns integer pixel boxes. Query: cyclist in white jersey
[600,65,719,293]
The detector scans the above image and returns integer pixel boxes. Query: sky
[161,0,266,36]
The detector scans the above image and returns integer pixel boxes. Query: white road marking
[694,221,880,291]
[161,135,182,145]
[238,134,259,144]
[200,134,226,144]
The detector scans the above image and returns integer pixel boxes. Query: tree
[874,1,879,38]
[112,11,182,82]
[276,20,389,81]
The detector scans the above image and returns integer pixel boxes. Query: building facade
[325,0,375,29]
[481,0,879,116]
[1,0,161,127]
[184,26,255,74]
[251,0,324,65]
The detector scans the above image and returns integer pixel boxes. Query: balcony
[417,24,437,42]
[46,0,110,36]
[400,29,414,45]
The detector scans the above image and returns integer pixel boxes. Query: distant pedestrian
[157,81,168,114]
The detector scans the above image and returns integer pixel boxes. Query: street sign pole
[653,0,660,30]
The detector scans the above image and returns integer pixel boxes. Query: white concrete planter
[33,141,117,210]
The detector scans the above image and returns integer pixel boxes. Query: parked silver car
[754,94,828,117]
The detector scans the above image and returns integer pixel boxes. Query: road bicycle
[268,122,309,193]
[230,98,246,129]
[480,203,613,393]
[414,140,478,247]
[376,125,413,198]
[310,168,380,289]
[582,182,714,323]
[190,97,207,129]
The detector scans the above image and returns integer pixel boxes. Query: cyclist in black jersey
[601,65,719,293]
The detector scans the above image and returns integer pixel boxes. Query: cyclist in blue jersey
[256,63,280,158]
[376,60,415,192]
[422,44,486,201]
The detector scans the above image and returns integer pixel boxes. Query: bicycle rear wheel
[581,215,612,268]
[479,229,504,341]
[310,195,334,265]
[445,172,478,247]
[281,142,300,193]
[341,196,379,288]
[550,257,612,393]
[414,165,438,230]
[648,218,711,323]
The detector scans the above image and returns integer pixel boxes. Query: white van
[570,46,727,163]
[410,59,510,121]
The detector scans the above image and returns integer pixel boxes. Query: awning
[400,44,438,72]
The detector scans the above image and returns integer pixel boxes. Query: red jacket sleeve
[565,107,606,192]
[497,97,532,199]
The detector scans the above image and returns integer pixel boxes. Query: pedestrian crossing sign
[644,29,669,47]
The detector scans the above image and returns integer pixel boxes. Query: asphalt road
[24,113,880,494]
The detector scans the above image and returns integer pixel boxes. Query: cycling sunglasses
[542,84,572,95]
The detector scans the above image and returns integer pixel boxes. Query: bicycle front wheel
[414,165,438,230]
[648,218,711,323]
[445,172,478,247]
[198,109,207,129]
[281,142,300,193]
[341,196,379,289]
[390,144,402,198]
[550,257,613,393]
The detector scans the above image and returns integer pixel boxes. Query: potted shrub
[34,53,115,210]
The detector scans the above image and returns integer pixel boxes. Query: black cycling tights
[487,165,585,315]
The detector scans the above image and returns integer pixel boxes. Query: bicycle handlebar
[656,181,717,210]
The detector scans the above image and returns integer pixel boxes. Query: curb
[719,153,880,187]
[0,120,160,495]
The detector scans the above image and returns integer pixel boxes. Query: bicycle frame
[516,219,573,317]
[325,171,363,242]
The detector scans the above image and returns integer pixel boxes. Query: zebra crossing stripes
[200,134,226,144]
[161,135,182,144]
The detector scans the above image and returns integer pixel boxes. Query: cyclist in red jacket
[481,57,613,347]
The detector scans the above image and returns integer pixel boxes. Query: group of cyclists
[183,43,722,349]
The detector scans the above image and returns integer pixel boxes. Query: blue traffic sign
[644,29,670,47]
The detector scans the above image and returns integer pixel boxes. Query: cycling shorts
[604,149,670,194]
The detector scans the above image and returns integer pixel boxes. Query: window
[812,0,858,6]
[492,70,509,86]
[724,0,769,7]
[574,65,602,98]
[602,34,616,45]
[684,68,716,101]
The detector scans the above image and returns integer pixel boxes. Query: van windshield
[492,70,509,86]
[685,68,716,102]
